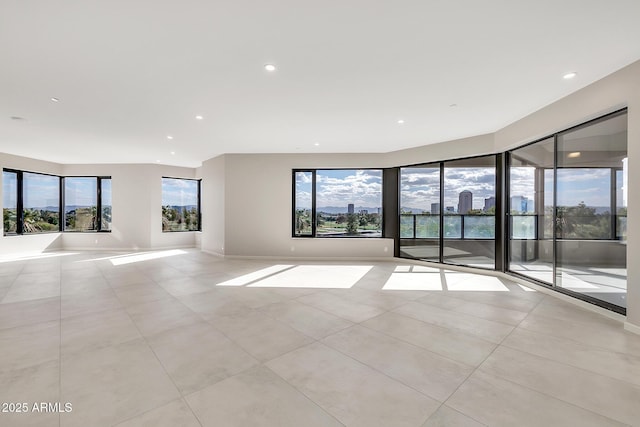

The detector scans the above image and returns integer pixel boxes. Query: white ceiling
[1,0,640,168]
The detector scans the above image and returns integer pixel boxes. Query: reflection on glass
[443,157,496,269]
[556,112,627,308]
[65,177,98,231]
[315,170,382,237]
[23,172,59,233]
[294,171,313,236]
[3,171,18,234]
[509,137,554,284]
[101,178,112,231]
[161,178,199,231]
[399,166,440,261]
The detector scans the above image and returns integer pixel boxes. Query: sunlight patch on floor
[107,249,188,266]
[0,252,78,263]
[383,273,443,291]
[246,265,373,289]
[215,265,295,287]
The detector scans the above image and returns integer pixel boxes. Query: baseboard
[222,254,395,262]
[62,245,197,252]
[201,249,225,258]
[624,322,640,336]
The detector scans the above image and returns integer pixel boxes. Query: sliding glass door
[508,110,627,311]
[508,137,554,284]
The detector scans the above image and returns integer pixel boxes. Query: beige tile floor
[1,249,639,427]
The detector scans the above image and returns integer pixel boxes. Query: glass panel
[65,177,97,231]
[443,157,496,269]
[3,171,18,234]
[399,166,440,261]
[443,215,461,238]
[556,112,627,308]
[508,137,554,284]
[316,170,382,237]
[464,216,495,239]
[101,178,112,231]
[616,165,627,240]
[399,215,414,238]
[23,172,59,233]
[294,171,313,236]
[161,178,199,232]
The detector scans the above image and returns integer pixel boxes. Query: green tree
[346,213,358,235]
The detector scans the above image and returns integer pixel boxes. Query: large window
[2,170,18,234]
[399,155,497,269]
[292,169,383,238]
[508,110,627,311]
[101,178,112,231]
[64,177,111,232]
[400,165,440,261]
[22,172,60,233]
[509,138,554,284]
[555,111,627,308]
[161,177,201,232]
[2,169,111,235]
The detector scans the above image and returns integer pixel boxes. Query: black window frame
[161,176,202,233]
[398,153,501,270]
[62,176,113,233]
[2,169,112,235]
[292,168,385,238]
[505,108,628,315]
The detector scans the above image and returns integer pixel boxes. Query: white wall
[0,157,199,254]
[385,133,495,166]
[200,155,226,256]
[215,153,394,259]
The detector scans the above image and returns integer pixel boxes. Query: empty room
[2,1,640,426]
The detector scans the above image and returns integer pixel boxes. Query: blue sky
[401,166,624,212]
[295,170,382,209]
[2,172,114,209]
[162,178,198,206]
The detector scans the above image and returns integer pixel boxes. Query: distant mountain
[26,206,59,212]
[400,207,430,214]
[317,206,381,214]
[164,205,198,211]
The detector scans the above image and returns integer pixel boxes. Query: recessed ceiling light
[264,64,276,72]
[170,151,175,155]
[397,119,405,124]
[9,116,25,120]
[156,160,161,163]
[568,151,581,158]
[314,142,320,146]
[195,115,204,120]
[563,72,577,80]
[167,135,174,140]
[449,103,458,108]
[51,97,60,102]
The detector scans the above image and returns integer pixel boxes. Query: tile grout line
[419,286,551,427]
[106,262,208,427]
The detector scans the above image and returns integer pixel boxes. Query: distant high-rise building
[445,206,455,213]
[458,190,473,214]
[377,207,381,215]
[510,196,528,213]
[347,203,355,214]
[526,199,535,213]
[484,196,496,212]
[431,203,440,214]
[359,209,368,215]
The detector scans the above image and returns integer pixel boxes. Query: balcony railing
[400,214,495,239]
